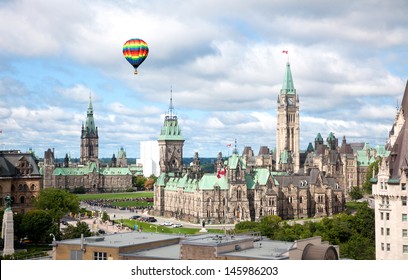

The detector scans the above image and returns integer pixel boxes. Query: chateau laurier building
[372,80,408,260]
[154,63,345,223]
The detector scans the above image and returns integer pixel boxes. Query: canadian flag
[217,168,226,178]
[282,50,288,54]
[226,143,232,147]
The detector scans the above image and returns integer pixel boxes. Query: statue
[5,194,12,210]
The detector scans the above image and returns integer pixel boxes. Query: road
[79,201,235,234]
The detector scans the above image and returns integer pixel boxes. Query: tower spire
[168,86,175,118]
[281,62,295,94]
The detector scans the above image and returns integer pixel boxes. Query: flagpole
[0,129,4,151]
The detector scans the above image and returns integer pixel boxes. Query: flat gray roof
[56,231,181,248]
[181,234,253,246]
[120,244,181,260]
[219,239,294,260]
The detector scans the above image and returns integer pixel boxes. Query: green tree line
[234,202,375,259]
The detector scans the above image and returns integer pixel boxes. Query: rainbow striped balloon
[123,38,149,74]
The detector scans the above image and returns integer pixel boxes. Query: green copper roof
[156,173,167,186]
[307,142,314,152]
[158,116,184,141]
[158,95,184,141]
[162,173,229,192]
[280,149,288,164]
[246,168,279,189]
[165,175,199,192]
[281,62,295,94]
[315,133,323,141]
[85,96,97,135]
[198,174,229,190]
[118,147,126,159]
[53,164,131,176]
[226,153,246,169]
[356,144,390,166]
[327,132,335,141]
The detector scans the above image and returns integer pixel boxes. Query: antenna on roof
[167,86,176,118]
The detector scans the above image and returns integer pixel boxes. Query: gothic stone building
[42,97,133,193]
[154,63,344,223]
[0,150,42,213]
[304,132,390,196]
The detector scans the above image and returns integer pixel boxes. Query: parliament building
[153,63,345,223]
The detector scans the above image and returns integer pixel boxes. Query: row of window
[380,228,408,237]
[381,244,408,253]
[380,212,407,221]
[0,195,34,205]
[5,184,37,192]
[94,252,107,260]
[380,182,406,191]
[380,196,407,206]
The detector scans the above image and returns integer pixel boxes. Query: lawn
[77,191,153,201]
[121,219,223,235]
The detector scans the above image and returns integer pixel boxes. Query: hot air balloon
[122,38,149,74]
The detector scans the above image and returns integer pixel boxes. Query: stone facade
[372,80,408,260]
[0,150,42,213]
[304,132,389,196]
[42,98,133,193]
[276,62,300,173]
[153,63,345,224]
[154,151,344,224]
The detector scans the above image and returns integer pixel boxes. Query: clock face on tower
[287,97,294,105]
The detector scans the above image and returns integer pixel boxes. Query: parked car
[160,221,173,226]
[172,223,183,228]
[130,215,141,220]
[147,217,157,223]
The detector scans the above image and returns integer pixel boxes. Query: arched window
[30,184,35,191]
[299,196,303,203]
[20,196,25,204]
[237,188,242,200]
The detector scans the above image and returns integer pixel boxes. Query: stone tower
[158,94,185,174]
[80,96,99,164]
[276,62,300,173]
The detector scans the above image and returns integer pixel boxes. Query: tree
[258,215,282,239]
[144,177,156,190]
[363,158,380,193]
[34,188,80,226]
[349,186,363,200]
[21,210,54,244]
[134,176,146,189]
[62,221,92,240]
[101,211,110,223]
[235,221,260,233]
[340,233,375,259]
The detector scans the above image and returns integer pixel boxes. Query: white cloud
[0,0,406,157]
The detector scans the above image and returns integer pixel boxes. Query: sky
[0,0,407,160]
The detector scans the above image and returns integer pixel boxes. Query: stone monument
[199,219,207,233]
[2,194,15,256]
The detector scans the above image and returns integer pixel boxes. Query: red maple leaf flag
[217,168,227,178]
[226,143,232,147]
[282,50,288,54]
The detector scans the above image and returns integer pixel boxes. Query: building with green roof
[304,131,390,197]
[42,97,133,192]
[154,84,344,224]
